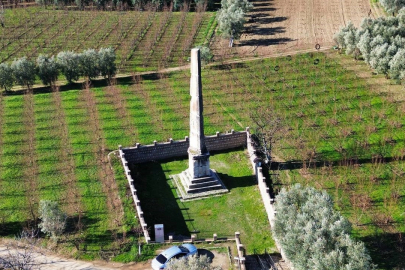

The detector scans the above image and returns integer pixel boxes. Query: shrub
[196,45,213,65]
[273,184,375,270]
[38,200,67,241]
[166,254,222,270]
[0,63,14,92]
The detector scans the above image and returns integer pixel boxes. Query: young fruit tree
[38,200,67,241]
[36,55,59,87]
[216,0,253,47]
[0,63,14,92]
[57,51,81,83]
[11,57,36,91]
[273,184,375,270]
[166,254,222,270]
[98,47,117,80]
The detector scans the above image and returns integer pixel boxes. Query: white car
[151,244,198,270]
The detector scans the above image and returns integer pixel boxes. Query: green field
[0,7,216,73]
[0,51,404,267]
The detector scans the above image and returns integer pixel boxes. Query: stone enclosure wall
[120,129,248,163]
[246,131,293,269]
[118,129,291,269]
[118,129,248,243]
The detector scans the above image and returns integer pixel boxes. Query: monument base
[171,169,228,201]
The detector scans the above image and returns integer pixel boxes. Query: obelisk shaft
[188,48,210,178]
[188,48,208,155]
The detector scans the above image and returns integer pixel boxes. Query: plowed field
[212,0,383,57]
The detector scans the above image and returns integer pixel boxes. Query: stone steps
[187,183,224,193]
[178,170,226,194]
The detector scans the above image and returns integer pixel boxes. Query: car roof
[161,246,182,258]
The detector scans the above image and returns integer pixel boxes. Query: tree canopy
[216,0,253,43]
[335,9,405,80]
[273,184,375,270]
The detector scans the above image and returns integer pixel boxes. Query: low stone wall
[118,148,151,243]
[235,232,246,270]
[246,131,293,269]
[121,129,248,164]
[118,129,248,244]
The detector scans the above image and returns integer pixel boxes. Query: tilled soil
[212,0,383,58]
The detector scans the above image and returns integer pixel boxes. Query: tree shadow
[360,233,405,269]
[245,26,286,36]
[239,37,294,47]
[254,16,288,25]
[198,249,215,261]
[270,156,398,171]
[0,221,24,236]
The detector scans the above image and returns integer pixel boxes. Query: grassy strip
[60,89,112,258]
[0,95,28,230]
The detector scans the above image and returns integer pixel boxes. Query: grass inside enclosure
[0,51,404,267]
[0,7,215,74]
[131,150,276,254]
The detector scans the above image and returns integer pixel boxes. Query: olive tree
[11,57,36,91]
[38,200,67,241]
[334,22,358,55]
[37,55,59,87]
[380,0,405,15]
[196,45,213,65]
[273,184,375,270]
[98,47,116,80]
[0,63,14,92]
[57,51,81,83]
[216,0,253,47]
[166,254,222,270]
[79,49,100,80]
[389,48,405,80]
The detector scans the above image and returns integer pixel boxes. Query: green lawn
[132,150,276,254]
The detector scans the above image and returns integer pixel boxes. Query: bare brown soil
[212,0,384,58]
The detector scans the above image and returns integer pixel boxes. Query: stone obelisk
[188,48,210,178]
[172,48,228,200]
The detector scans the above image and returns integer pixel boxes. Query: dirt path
[0,244,230,270]
[211,0,380,58]
[0,244,150,270]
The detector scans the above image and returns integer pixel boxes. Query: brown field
[212,0,384,58]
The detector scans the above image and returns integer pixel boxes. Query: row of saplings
[0,47,116,92]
